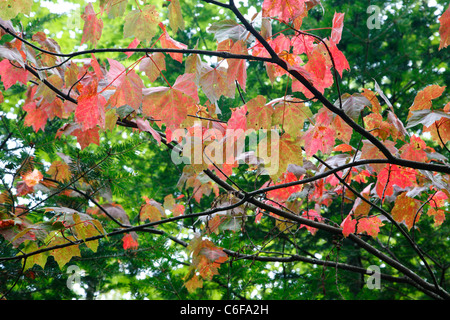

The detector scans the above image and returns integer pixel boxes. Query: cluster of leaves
[0,0,449,300]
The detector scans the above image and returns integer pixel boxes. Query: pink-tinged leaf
[399,135,428,163]
[136,117,161,145]
[227,40,247,91]
[357,216,384,237]
[106,58,126,87]
[160,30,188,63]
[391,192,421,230]
[0,59,28,90]
[300,209,323,235]
[438,5,450,50]
[302,121,335,157]
[81,3,103,47]
[75,78,106,130]
[106,69,143,110]
[71,126,100,150]
[90,54,104,80]
[125,38,140,58]
[142,73,199,134]
[341,214,356,237]
[291,34,315,55]
[226,104,247,132]
[262,0,307,22]
[139,52,166,82]
[327,40,350,77]
[330,12,345,44]
[199,65,235,107]
[23,102,48,132]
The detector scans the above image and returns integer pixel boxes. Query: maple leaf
[271,99,312,139]
[360,139,398,171]
[332,114,353,144]
[23,102,48,132]
[408,85,446,118]
[123,5,160,43]
[406,109,450,129]
[357,216,384,237]
[262,0,307,22]
[160,30,188,63]
[22,169,43,187]
[168,0,185,33]
[424,117,450,148]
[0,59,28,90]
[361,88,382,113]
[71,126,101,150]
[122,233,139,250]
[198,65,235,108]
[81,3,103,47]
[34,74,63,102]
[125,38,140,58]
[351,183,373,217]
[139,52,166,82]
[143,73,199,134]
[106,58,127,87]
[140,203,162,223]
[330,12,345,44]
[0,0,33,20]
[227,40,248,91]
[327,40,350,77]
[46,161,71,183]
[258,133,303,181]
[302,109,336,157]
[391,192,421,230]
[399,135,428,163]
[184,274,203,293]
[75,78,106,130]
[341,214,357,237]
[439,5,450,50]
[227,104,247,132]
[49,236,81,269]
[22,241,49,271]
[264,171,303,204]
[375,164,417,202]
[107,69,143,110]
[427,191,448,227]
[300,209,323,235]
[245,95,272,131]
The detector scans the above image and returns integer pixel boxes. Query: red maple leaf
[142,73,199,135]
[375,164,417,202]
[71,126,100,150]
[262,0,307,22]
[160,27,188,63]
[122,233,139,250]
[75,78,106,130]
[0,59,28,90]
[106,69,143,110]
[23,101,48,132]
[330,12,345,44]
[439,4,450,50]
[81,3,103,47]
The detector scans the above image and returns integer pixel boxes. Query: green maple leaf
[123,5,160,43]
